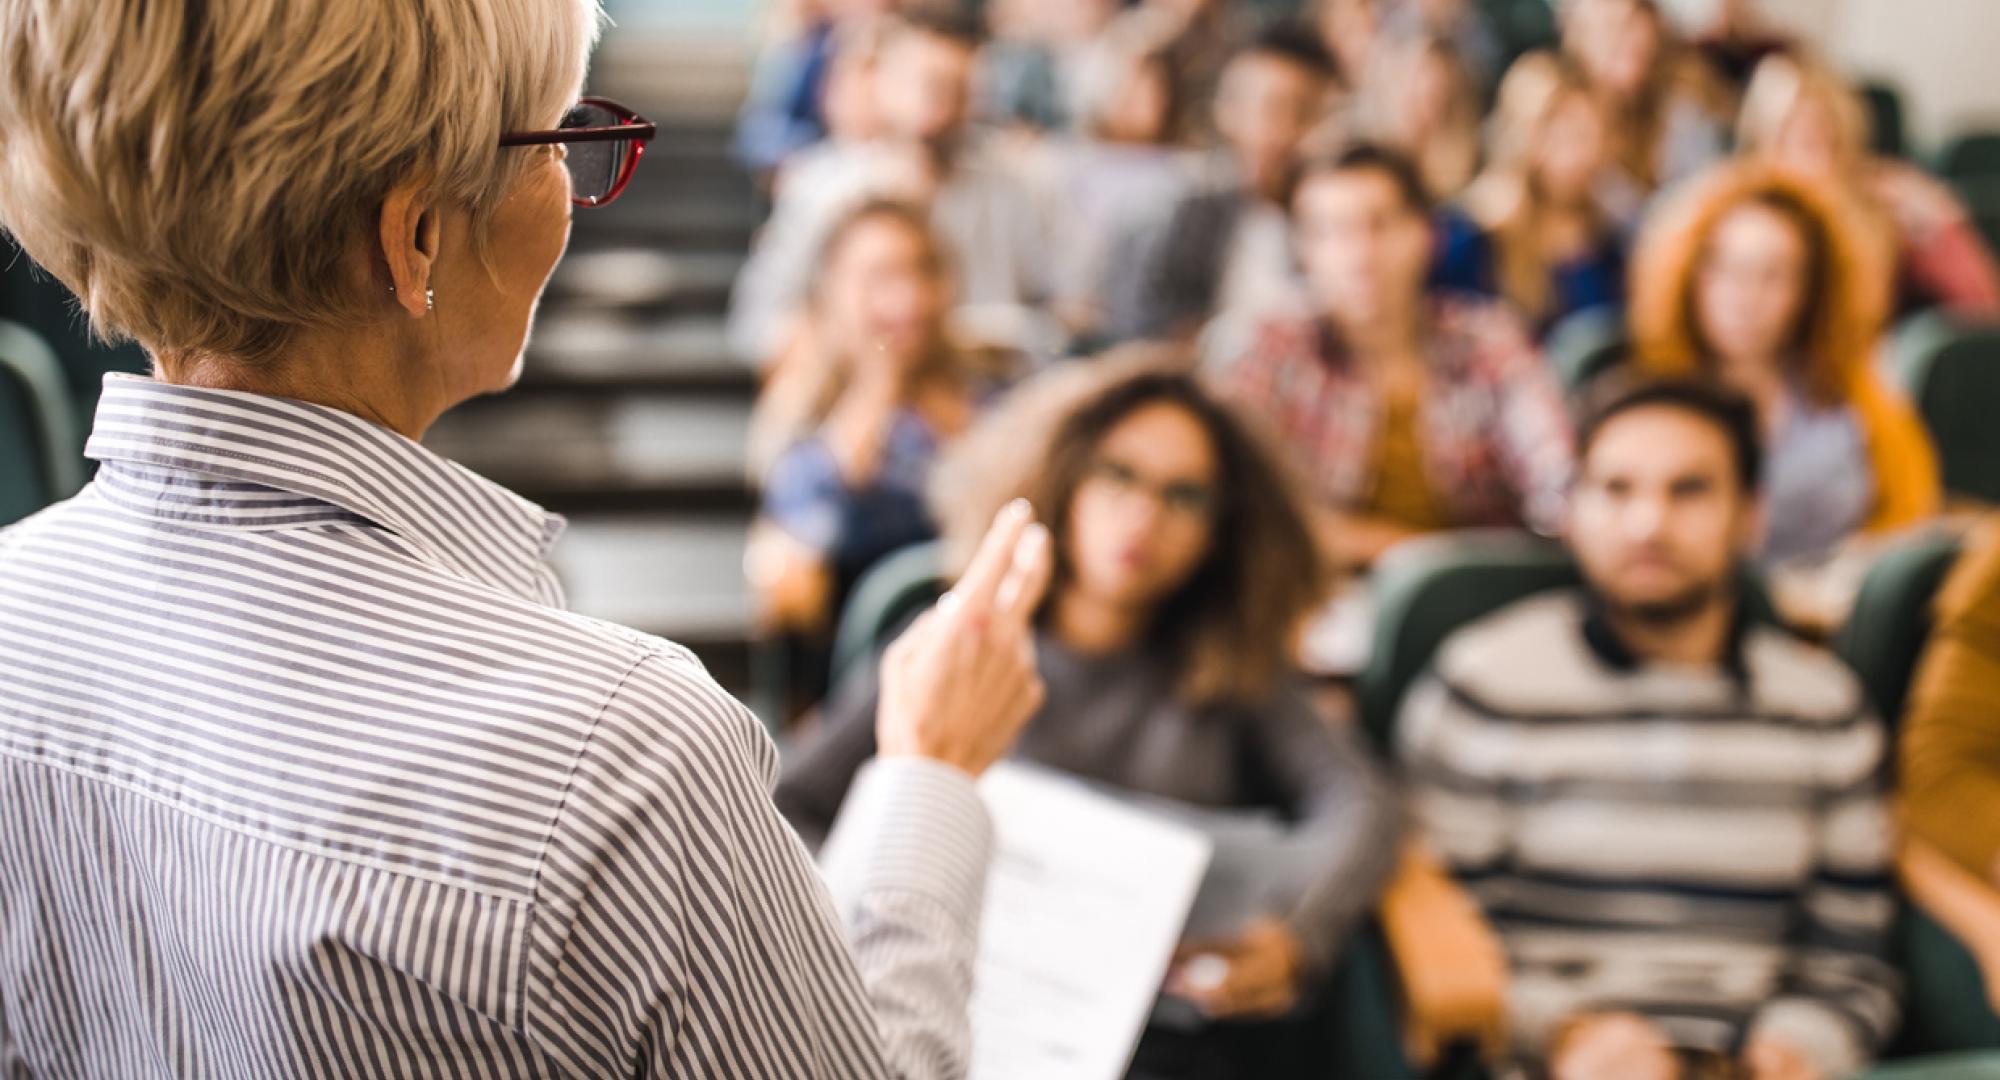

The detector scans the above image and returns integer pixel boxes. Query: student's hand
[1165,918,1307,1020]
[1743,1037,1824,1080]
[1548,1012,1678,1080]
[876,500,1053,778]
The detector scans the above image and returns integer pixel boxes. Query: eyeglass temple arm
[498,121,657,148]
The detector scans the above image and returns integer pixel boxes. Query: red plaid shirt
[1223,295,1574,533]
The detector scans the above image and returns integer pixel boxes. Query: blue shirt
[763,407,942,586]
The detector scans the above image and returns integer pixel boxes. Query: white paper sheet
[968,762,1214,1080]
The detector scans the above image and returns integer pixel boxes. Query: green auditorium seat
[1941,133,2000,184]
[0,319,81,527]
[1543,303,1629,398]
[1862,81,1908,160]
[1892,312,2000,506]
[828,540,947,689]
[1355,531,1579,748]
[1837,528,1964,726]
[1957,178,2000,266]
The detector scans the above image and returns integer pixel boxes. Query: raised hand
[876,500,1054,777]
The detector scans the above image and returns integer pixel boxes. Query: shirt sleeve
[1243,685,1401,973]
[528,649,990,1080]
[1394,671,1517,877]
[1901,533,2000,877]
[1748,716,1901,1079]
[1483,310,1575,535]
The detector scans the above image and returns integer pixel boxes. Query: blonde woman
[1356,33,1482,202]
[1440,52,1627,334]
[1739,52,2000,318]
[1563,0,1728,196]
[0,0,1051,1074]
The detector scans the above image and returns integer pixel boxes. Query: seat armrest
[1899,837,2000,1016]
[1378,844,1510,1068]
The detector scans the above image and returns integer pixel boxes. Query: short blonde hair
[0,0,600,364]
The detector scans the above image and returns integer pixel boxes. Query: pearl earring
[426,288,435,313]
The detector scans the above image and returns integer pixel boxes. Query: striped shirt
[0,374,993,1078]
[1396,591,1899,1079]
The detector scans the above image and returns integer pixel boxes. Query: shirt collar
[1579,585,1754,684]
[84,374,566,600]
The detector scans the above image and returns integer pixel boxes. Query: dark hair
[934,355,1327,706]
[1576,377,1764,493]
[887,2,985,50]
[1241,20,1339,82]
[1295,141,1434,217]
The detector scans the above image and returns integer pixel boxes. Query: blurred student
[1225,145,1574,574]
[735,0,898,177]
[749,200,1001,633]
[1630,162,1939,564]
[1314,0,1380,95]
[1902,521,2000,884]
[729,7,1056,364]
[1398,378,1900,1080]
[778,355,1399,1080]
[1037,21,1195,340]
[1738,53,2000,318]
[1690,0,1796,99]
[977,0,1123,131]
[1563,0,1727,205]
[1121,0,1258,142]
[1378,0,1503,92]
[1110,24,1339,343]
[1355,34,1482,202]
[1440,51,1626,333]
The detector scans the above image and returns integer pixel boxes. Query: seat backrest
[1861,80,1908,160]
[1894,312,2000,505]
[829,540,947,688]
[1836,528,1964,728]
[1958,177,2000,262]
[1941,132,2000,183]
[1543,303,1629,397]
[1356,531,1785,748]
[0,319,80,527]
[1355,532,1581,747]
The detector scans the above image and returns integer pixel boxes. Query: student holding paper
[778,355,1401,1080]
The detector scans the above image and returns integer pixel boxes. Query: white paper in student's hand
[969,762,1214,1080]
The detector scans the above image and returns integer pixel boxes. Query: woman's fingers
[945,500,1034,624]
[994,523,1053,631]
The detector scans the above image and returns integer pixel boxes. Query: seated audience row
[777,362,1911,1079]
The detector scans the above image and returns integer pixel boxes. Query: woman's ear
[378,180,441,319]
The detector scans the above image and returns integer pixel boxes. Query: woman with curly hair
[777,354,1399,1080]
[1629,161,1940,563]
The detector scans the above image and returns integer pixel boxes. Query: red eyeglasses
[500,97,657,208]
